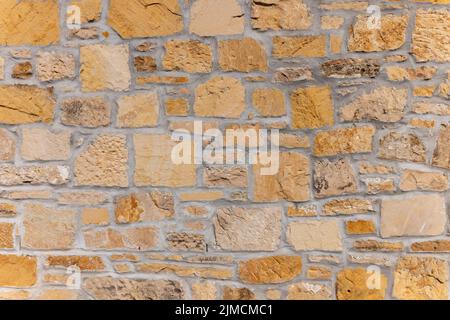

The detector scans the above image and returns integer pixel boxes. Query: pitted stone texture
[108,0,183,38]
[80,44,131,92]
[163,40,212,73]
[74,135,128,187]
[381,194,446,237]
[36,52,76,82]
[393,256,448,300]
[340,87,407,123]
[214,207,282,251]
[291,86,334,129]
[378,132,427,163]
[348,14,408,52]
[314,158,358,198]
[61,97,111,128]
[337,268,387,300]
[412,9,450,62]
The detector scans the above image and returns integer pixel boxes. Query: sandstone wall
[0,0,449,300]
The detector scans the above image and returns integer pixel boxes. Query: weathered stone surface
[192,282,216,300]
[0,86,55,125]
[163,40,212,73]
[137,262,231,279]
[386,66,437,81]
[346,220,376,235]
[413,102,450,115]
[353,240,403,252]
[117,93,159,128]
[36,52,76,82]
[214,207,282,251]
[314,126,375,157]
[273,36,326,58]
[134,134,196,187]
[190,0,244,36]
[341,87,407,122]
[378,132,426,163]
[287,220,342,251]
[432,125,450,169]
[0,255,36,287]
[322,199,374,215]
[75,135,128,187]
[84,277,184,300]
[58,191,107,205]
[411,240,450,252]
[0,223,13,248]
[400,170,448,191]
[253,152,310,202]
[107,0,183,38]
[393,256,448,300]
[272,67,313,83]
[134,56,157,72]
[348,14,408,52]
[166,232,205,252]
[239,256,302,284]
[12,62,32,79]
[287,282,332,300]
[80,44,131,92]
[22,204,76,250]
[70,0,102,23]
[194,77,245,118]
[364,178,396,194]
[223,287,255,300]
[21,128,71,161]
[314,158,358,198]
[0,0,60,46]
[412,9,450,62]
[321,59,380,78]
[84,227,158,250]
[381,194,446,237]
[61,97,111,128]
[0,165,69,186]
[337,268,387,300]
[115,191,174,223]
[291,86,334,129]
[321,16,345,29]
[46,256,105,271]
[251,0,312,30]
[204,166,247,188]
[0,129,15,161]
[218,38,267,72]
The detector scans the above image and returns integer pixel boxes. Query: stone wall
[0,0,448,300]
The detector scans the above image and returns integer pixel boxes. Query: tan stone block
[239,256,302,284]
[251,0,312,30]
[291,86,333,129]
[84,227,158,250]
[22,204,76,250]
[381,194,446,237]
[194,77,245,118]
[0,0,59,46]
[223,287,255,300]
[253,152,310,202]
[348,14,408,52]
[287,282,332,300]
[58,191,107,205]
[314,158,358,198]
[378,132,426,163]
[287,220,342,251]
[400,170,448,191]
[61,97,111,128]
[137,263,232,280]
[117,93,159,128]
[337,268,387,300]
[0,165,69,186]
[273,36,326,58]
[322,199,374,215]
[353,240,403,252]
[214,207,282,251]
[345,220,376,235]
[163,40,212,73]
[82,208,109,225]
[218,38,267,72]
[0,86,55,125]
[394,256,448,300]
[80,44,131,92]
[107,0,183,38]
[21,128,71,161]
[12,62,32,79]
[74,135,128,187]
[321,16,345,29]
[0,223,13,248]
[0,129,15,161]
[36,52,76,82]
[412,9,450,62]
[192,281,216,300]
[166,232,206,252]
[190,0,244,36]
[134,134,196,187]
[313,126,375,157]
[340,87,407,122]
[165,98,189,116]
[0,255,37,287]
[46,256,105,271]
